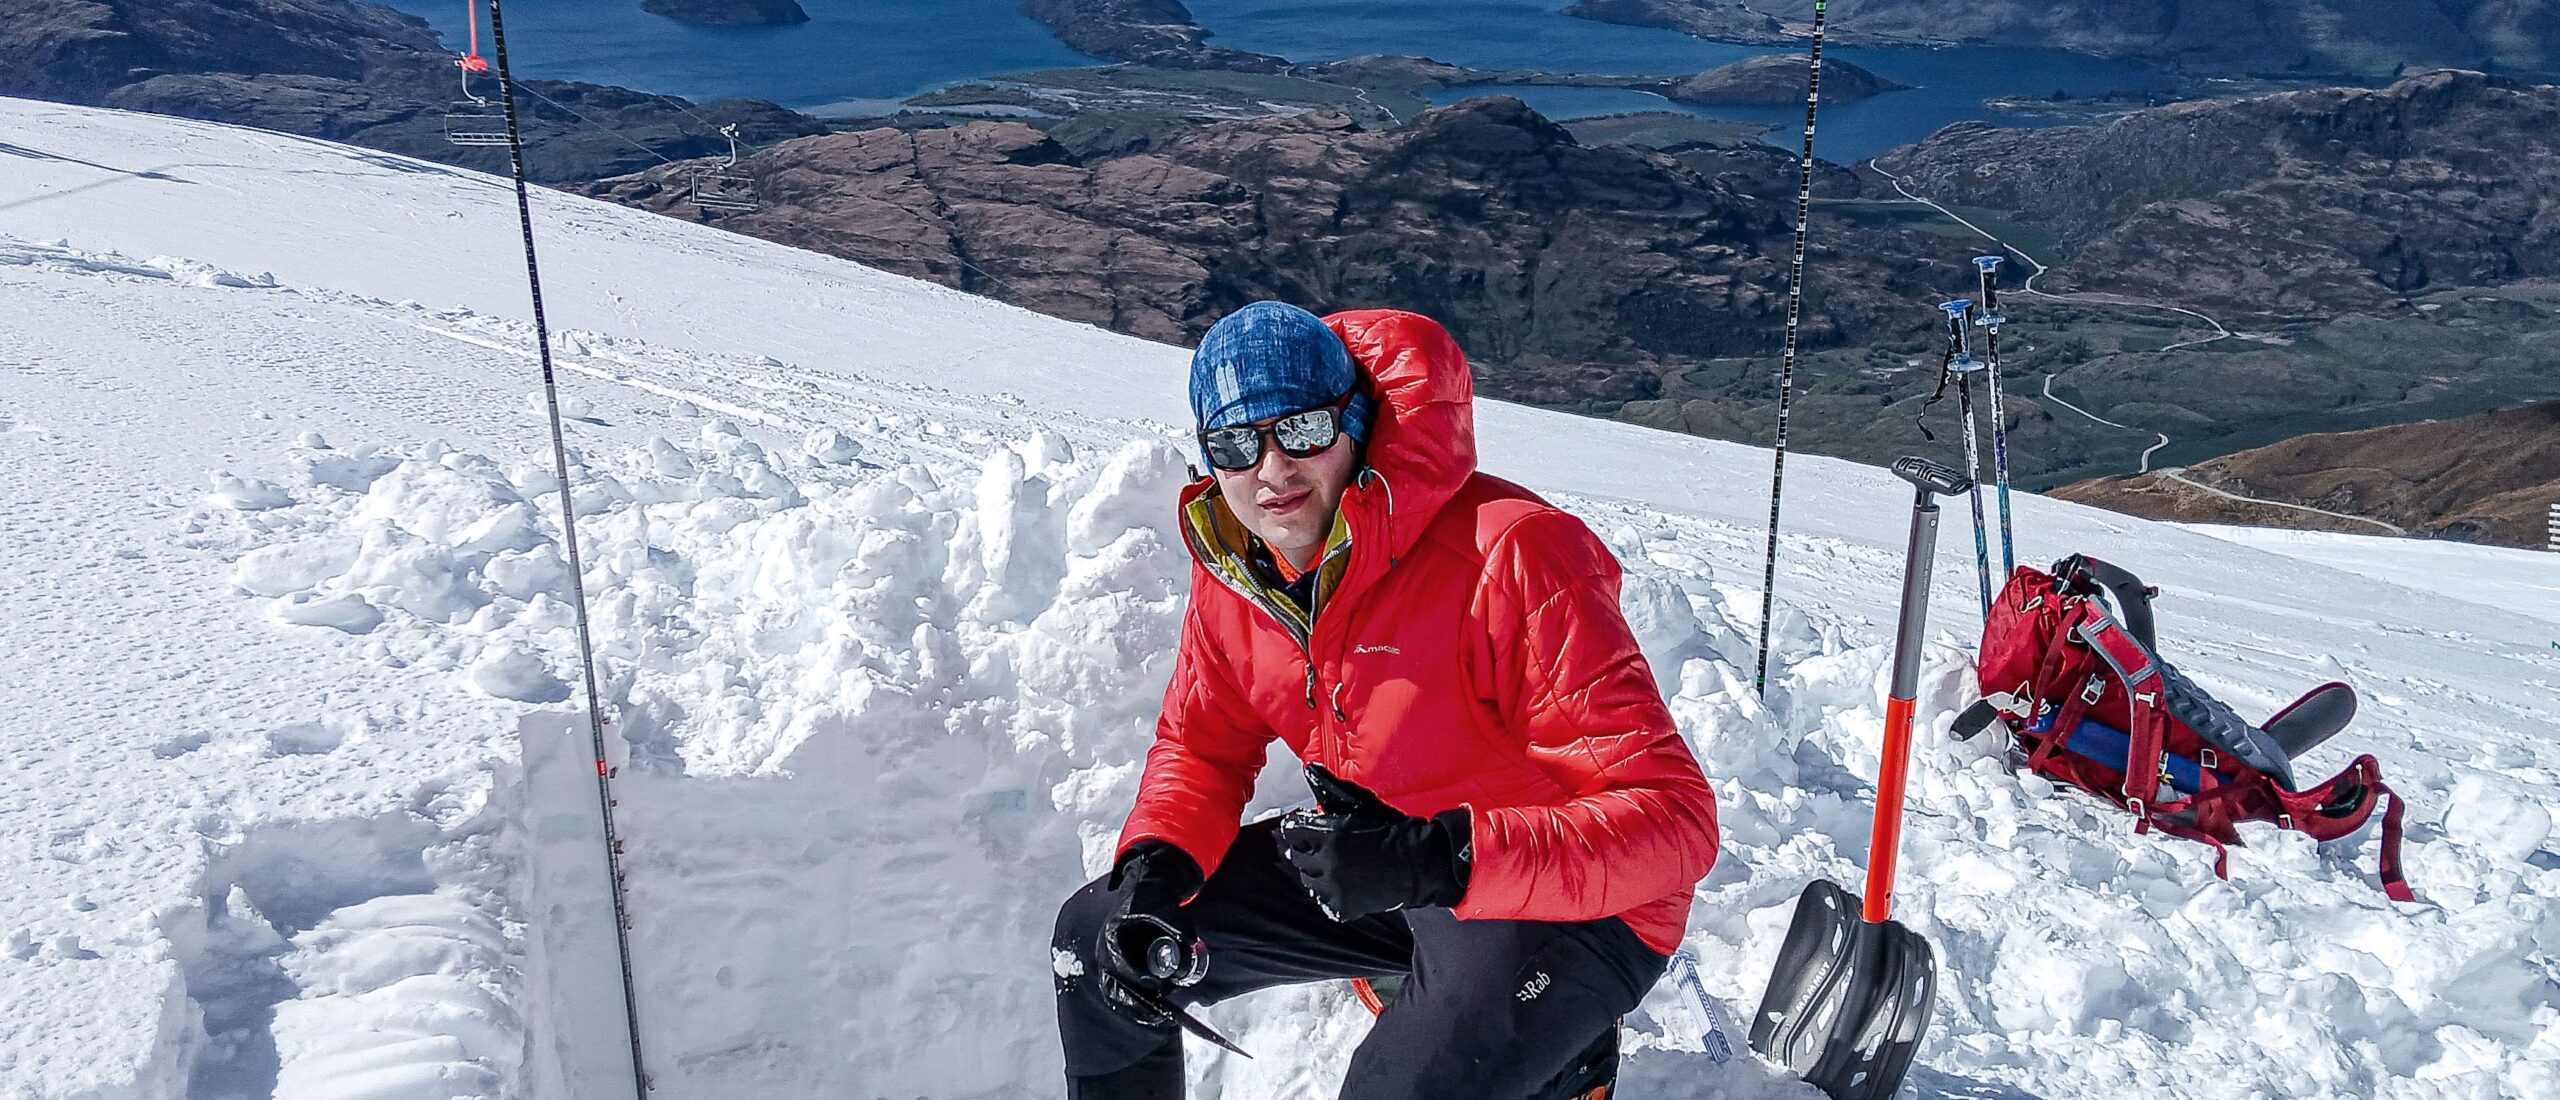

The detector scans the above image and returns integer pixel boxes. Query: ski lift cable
[507,80,689,168]
[481,0,653,1093]
[516,32,789,150]
[1752,0,1832,697]
[551,39,752,142]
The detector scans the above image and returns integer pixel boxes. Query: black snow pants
[1054,818,1669,1100]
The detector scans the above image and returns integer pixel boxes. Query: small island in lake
[1667,55,1906,106]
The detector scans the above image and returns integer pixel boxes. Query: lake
[1185,0,2172,161]
[380,0,1089,114]
[385,0,2173,159]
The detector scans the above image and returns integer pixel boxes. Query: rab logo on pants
[1517,971,1550,1002]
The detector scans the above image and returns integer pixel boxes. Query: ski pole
[1940,301,1993,617]
[1974,256,2016,578]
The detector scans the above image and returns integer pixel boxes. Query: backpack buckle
[2080,675,2106,705]
[2279,813,2295,830]
[2199,748,2217,771]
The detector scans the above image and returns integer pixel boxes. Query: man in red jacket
[1054,301,1721,1100]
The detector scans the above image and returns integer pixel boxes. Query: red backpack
[1952,554,2413,901]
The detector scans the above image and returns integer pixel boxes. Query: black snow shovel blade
[1750,880,1936,1100]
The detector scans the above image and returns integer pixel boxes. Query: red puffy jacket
[1118,309,1719,955]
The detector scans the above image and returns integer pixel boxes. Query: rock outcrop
[1017,0,1286,72]
[1875,70,2560,323]
[2056,400,2560,547]
[642,0,810,27]
[2,0,828,183]
[1667,55,1905,106]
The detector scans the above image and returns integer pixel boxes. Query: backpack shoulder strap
[2070,615,2173,816]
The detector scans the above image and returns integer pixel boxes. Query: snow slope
[3,97,2555,1099]
[2185,525,2560,630]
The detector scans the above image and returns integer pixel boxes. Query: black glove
[1277,763,1472,921]
[1096,840,1207,1021]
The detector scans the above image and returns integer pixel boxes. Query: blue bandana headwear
[1189,302,1375,465]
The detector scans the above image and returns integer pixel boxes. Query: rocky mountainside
[2056,400,2560,547]
[1874,70,2560,324]
[1,0,825,182]
[1566,0,2560,78]
[582,97,1943,398]
[1017,0,1284,71]
[1667,54,1903,106]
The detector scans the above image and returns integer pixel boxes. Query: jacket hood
[1321,309,1476,563]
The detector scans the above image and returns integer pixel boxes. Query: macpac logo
[1354,644,1401,655]
[1517,971,1550,1002]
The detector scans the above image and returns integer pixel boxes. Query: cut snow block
[804,427,864,464]
[470,646,569,704]
[267,591,383,634]
[209,473,293,510]
[525,390,593,421]
[233,538,360,597]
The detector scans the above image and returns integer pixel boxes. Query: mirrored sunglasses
[1198,397,1352,472]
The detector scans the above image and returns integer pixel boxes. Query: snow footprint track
[166,812,521,1100]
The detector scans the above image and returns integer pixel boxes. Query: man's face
[1211,412,1360,571]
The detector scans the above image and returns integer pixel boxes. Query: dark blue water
[384,0,2171,157]
[1185,0,2171,161]
[379,0,1090,112]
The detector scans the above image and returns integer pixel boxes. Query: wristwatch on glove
[1277,763,1472,922]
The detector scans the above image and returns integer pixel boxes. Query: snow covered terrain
[3,97,2555,1100]
[2186,525,2560,630]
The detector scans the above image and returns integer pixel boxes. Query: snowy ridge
[3,98,2557,1099]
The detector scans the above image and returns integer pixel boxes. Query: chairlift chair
[445,53,511,148]
[688,124,759,212]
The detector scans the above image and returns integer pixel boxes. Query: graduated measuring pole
[486,0,652,1093]
[1753,0,1836,696]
